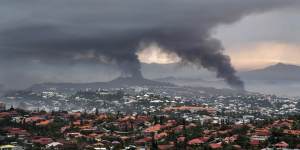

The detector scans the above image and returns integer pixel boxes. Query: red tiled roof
[144,137,152,142]
[210,142,222,149]
[167,120,177,125]
[250,139,260,146]
[283,129,300,135]
[25,116,44,123]
[275,141,289,148]
[177,136,186,142]
[87,133,99,138]
[120,136,130,141]
[144,124,164,133]
[118,116,135,122]
[255,128,270,136]
[174,125,183,132]
[188,138,204,145]
[134,137,152,145]
[0,112,11,118]
[32,137,53,145]
[188,137,209,145]
[6,128,30,136]
[158,144,174,150]
[203,130,211,135]
[155,132,168,140]
[36,119,53,126]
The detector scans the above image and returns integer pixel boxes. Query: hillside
[240,63,300,81]
[29,77,174,92]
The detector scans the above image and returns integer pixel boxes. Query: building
[0,102,5,111]
[0,145,15,150]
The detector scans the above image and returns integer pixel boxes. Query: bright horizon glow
[137,42,300,71]
[137,43,181,64]
[228,42,300,70]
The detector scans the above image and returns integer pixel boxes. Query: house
[209,142,222,149]
[224,135,237,143]
[0,102,6,111]
[144,124,164,133]
[177,136,186,143]
[31,137,53,146]
[134,137,152,145]
[155,132,168,140]
[271,119,293,129]
[46,142,63,149]
[250,139,260,147]
[36,119,53,126]
[158,144,174,150]
[274,141,289,148]
[66,132,83,138]
[0,112,11,118]
[25,116,44,124]
[0,145,13,150]
[283,129,300,136]
[6,128,30,137]
[255,128,270,136]
[188,137,209,145]
[188,138,204,145]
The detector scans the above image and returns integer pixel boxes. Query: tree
[153,115,158,125]
[159,116,164,125]
[151,132,158,150]
[236,135,250,149]
[95,108,99,116]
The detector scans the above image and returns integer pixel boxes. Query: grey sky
[0,0,299,89]
[215,7,300,70]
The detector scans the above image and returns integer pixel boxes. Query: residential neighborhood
[1,88,300,149]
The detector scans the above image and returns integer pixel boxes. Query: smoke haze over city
[0,0,299,92]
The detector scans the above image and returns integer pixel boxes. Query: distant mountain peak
[240,62,300,82]
[273,62,294,67]
[264,62,300,71]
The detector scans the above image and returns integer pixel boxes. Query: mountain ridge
[29,77,174,92]
[239,63,300,81]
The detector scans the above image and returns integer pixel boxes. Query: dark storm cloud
[0,0,299,89]
[0,24,144,77]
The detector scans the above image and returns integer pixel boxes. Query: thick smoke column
[0,0,299,89]
[142,30,245,90]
